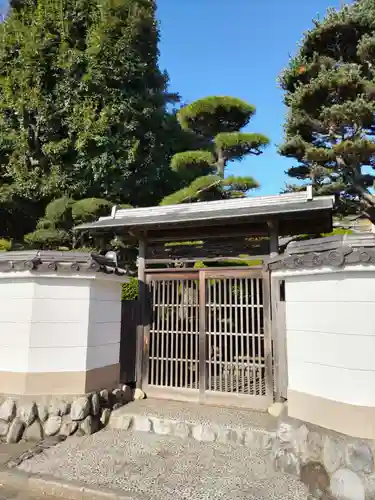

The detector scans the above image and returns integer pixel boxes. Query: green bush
[24,229,70,249]
[45,197,75,227]
[122,278,138,301]
[0,238,12,251]
[36,219,54,230]
[72,198,112,224]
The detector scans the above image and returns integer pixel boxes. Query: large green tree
[279,1,375,220]
[0,0,198,240]
[160,96,269,205]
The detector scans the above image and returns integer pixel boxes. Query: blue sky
[157,0,350,196]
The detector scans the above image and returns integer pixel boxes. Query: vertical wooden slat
[195,280,199,390]
[218,279,222,393]
[245,278,250,394]
[161,280,167,386]
[170,279,175,389]
[229,278,234,393]
[251,278,256,395]
[220,279,230,392]
[185,281,189,388]
[207,279,212,390]
[199,271,206,400]
[166,280,171,387]
[149,280,157,386]
[174,279,180,389]
[256,278,262,395]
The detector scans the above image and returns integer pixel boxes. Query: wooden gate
[143,268,273,409]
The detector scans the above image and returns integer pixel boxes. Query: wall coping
[0,250,129,279]
[267,233,375,271]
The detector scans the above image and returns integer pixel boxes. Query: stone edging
[274,418,375,500]
[109,411,276,448]
[0,467,146,500]
[267,233,375,271]
[0,386,145,448]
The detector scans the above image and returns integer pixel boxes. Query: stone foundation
[0,386,143,445]
[274,414,375,500]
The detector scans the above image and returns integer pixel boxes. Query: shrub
[24,229,70,249]
[45,197,75,227]
[72,198,112,225]
[122,278,138,301]
[0,238,12,251]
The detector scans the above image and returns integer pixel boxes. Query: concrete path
[0,486,58,500]
[0,444,32,469]
[17,429,308,500]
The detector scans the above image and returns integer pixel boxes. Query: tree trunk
[216,149,225,177]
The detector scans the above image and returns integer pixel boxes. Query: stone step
[108,398,277,450]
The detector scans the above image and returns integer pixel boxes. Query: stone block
[346,442,373,474]
[24,420,44,441]
[300,462,330,498]
[151,418,173,436]
[18,402,37,427]
[322,435,346,474]
[192,424,216,442]
[133,416,151,432]
[6,418,24,443]
[0,399,16,422]
[70,396,90,421]
[173,422,191,439]
[100,408,111,426]
[275,447,300,476]
[44,415,62,436]
[330,468,365,500]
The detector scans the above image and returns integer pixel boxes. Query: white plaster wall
[0,279,34,372]
[276,267,375,407]
[0,274,123,374]
[86,280,122,371]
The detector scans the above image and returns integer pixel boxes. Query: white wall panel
[32,298,89,324]
[283,267,375,409]
[288,329,375,371]
[86,343,120,371]
[0,347,29,372]
[27,346,87,372]
[286,271,375,303]
[286,301,375,336]
[288,358,375,407]
[87,321,121,347]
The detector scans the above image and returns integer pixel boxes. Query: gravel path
[17,429,307,500]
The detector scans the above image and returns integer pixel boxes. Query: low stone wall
[0,386,144,445]
[274,415,375,500]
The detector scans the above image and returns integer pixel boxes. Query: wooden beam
[145,222,268,242]
[268,220,279,258]
[144,255,268,266]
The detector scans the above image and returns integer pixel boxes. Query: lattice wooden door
[143,269,273,409]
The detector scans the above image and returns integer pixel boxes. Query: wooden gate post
[136,237,147,389]
[270,275,287,401]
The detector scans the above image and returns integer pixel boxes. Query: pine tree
[160,96,269,205]
[279,2,375,220]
